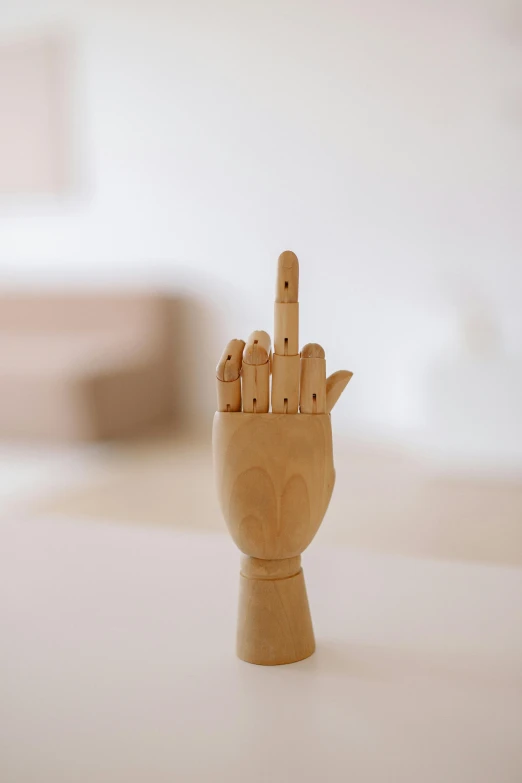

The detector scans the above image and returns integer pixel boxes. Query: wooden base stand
[237,555,316,666]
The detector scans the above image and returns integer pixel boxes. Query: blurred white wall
[0,0,521,468]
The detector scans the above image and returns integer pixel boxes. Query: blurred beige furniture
[0,293,174,441]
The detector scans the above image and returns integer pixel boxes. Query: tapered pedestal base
[237,556,315,666]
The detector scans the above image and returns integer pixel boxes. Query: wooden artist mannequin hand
[212,251,352,665]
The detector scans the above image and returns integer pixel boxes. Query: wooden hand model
[213,251,353,665]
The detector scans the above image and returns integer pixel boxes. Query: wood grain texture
[243,330,271,365]
[241,362,270,413]
[275,251,299,303]
[274,303,299,356]
[300,343,326,414]
[242,330,271,413]
[240,554,301,579]
[216,339,245,412]
[272,255,300,415]
[326,369,353,413]
[270,353,300,414]
[301,343,325,359]
[237,565,315,665]
[213,412,335,560]
[216,378,242,412]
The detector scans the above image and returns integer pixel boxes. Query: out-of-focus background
[1,0,521,558]
[1,1,521,781]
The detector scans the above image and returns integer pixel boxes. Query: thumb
[326,370,353,413]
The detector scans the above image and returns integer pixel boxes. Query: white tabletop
[1,516,521,783]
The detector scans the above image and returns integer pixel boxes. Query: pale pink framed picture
[0,35,69,194]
